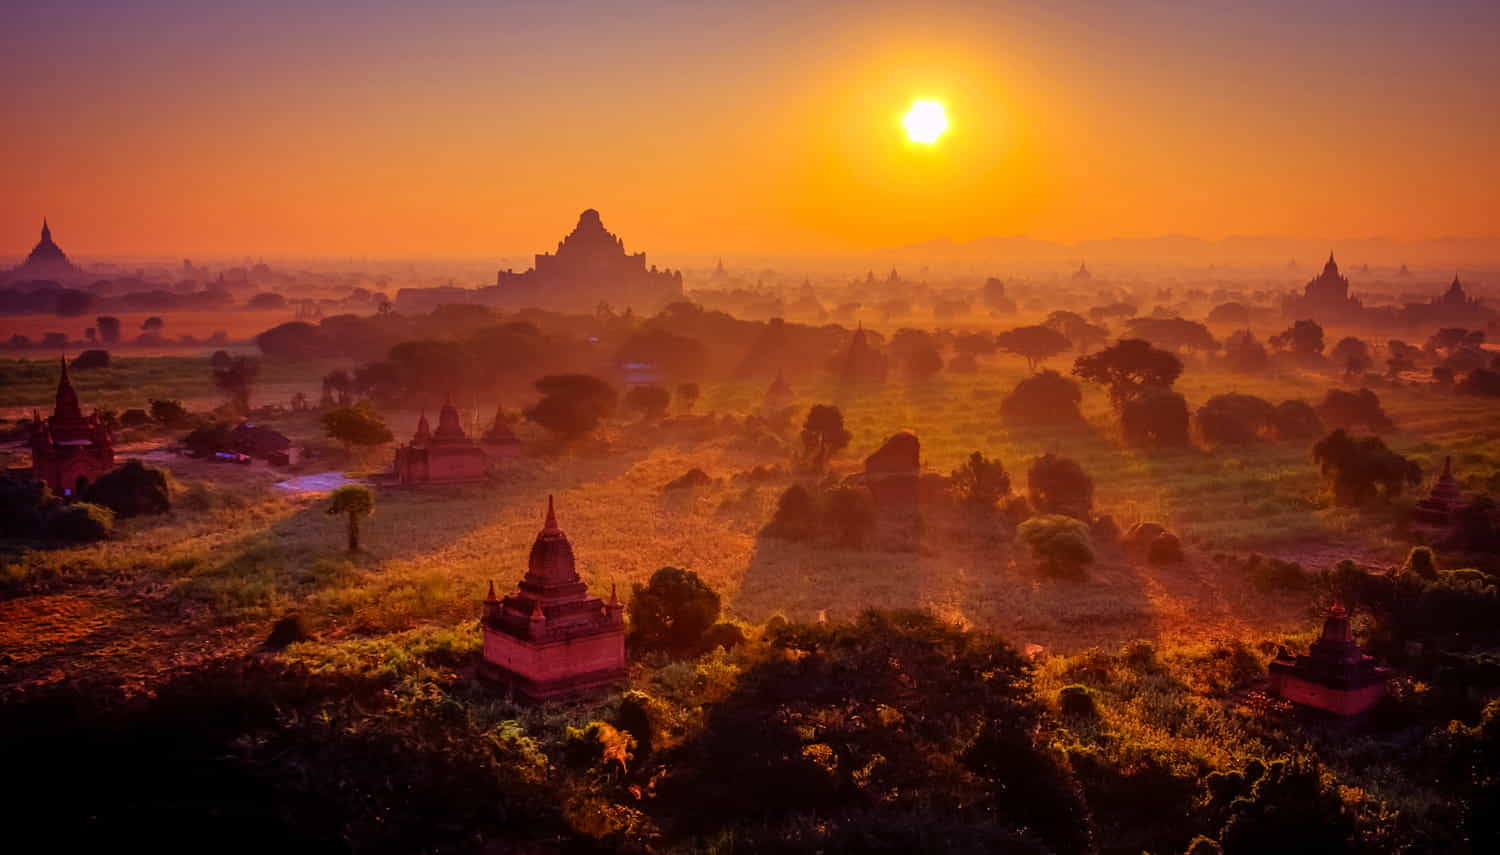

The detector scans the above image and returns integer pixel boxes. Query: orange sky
[3,1,1497,259]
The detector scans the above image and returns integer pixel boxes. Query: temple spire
[54,356,82,422]
[486,579,498,602]
[544,494,558,531]
[41,218,51,243]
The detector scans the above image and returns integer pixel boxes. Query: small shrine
[392,402,490,485]
[1414,457,1462,525]
[29,357,115,496]
[761,369,794,415]
[479,497,627,700]
[1268,604,1391,717]
[482,401,523,457]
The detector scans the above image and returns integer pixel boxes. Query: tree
[1196,394,1276,445]
[321,403,394,449]
[1315,387,1394,432]
[82,460,171,518]
[1207,302,1251,325]
[523,374,618,438]
[1045,310,1110,353]
[141,316,165,332]
[627,567,722,657]
[1458,368,1500,397]
[1270,319,1324,357]
[1074,338,1184,408]
[1001,370,1086,427]
[182,421,232,456]
[675,382,700,412]
[1017,515,1094,576]
[71,349,110,370]
[326,485,374,553]
[1222,330,1270,373]
[1269,400,1322,441]
[255,321,335,359]
[1426,327,1484,358]
[982,277,1014,312]
[95,315,121,345]
[799,404,852,470]
[995,325,1071,371]
[952,452,1011,506]
[623,384,671,421]
[323,369,354,405]
[1121,387,1190,448]
[1027,454,1094,520]
[45,502,115,542]
[1123,317,1217,353]
[212,356,260,414]
[1329,336,1371,379]
[0,476,54,538]
[1312,429,1420,506]
[1215,759,1355,855]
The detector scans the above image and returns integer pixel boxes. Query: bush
[623,383,671,420]
[45,502,115,542]
[1121,386,1190,448]
[183,421,232,456]
[951,451,1011,507]
[1268,400,1322,441]
[1027,453,1094,520]
[615,690,668,756]
[264,614,312,650]
[0,476,54,538]
[1000,369,1085,427]
[1196,394,1275,445]
[1017,514,1094,576]
[1312,429,1420,505]
[1148,532,1184,564]
[1402,546,1438,579]
[82,459,171,518]
[1243,554,1310,592]
[1316,387,1394,432]
[628,567,722,657]
[321,403,394,448]
[763,484,820,542]
[663,468,713,491]
[524,374,618,438]
[703,622,747,652]
[823,483,876,547]
[71,349,110,370]
[799,404,852,470]
[1058,684,1099,719]
[149,398,190,427]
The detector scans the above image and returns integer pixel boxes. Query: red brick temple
[1268,603,1391,717]
[391,401,490,485]
[29,357,115,497]
[479,496,627,700]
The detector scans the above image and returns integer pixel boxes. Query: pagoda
[1281,252,1364,321]
[1268,604,1390,717]
[6,219,84,283]
[479,497,627,700]
[1413,456,1463,525]
[392,402,490,485]
[839,323,888,384]
[482,401,523,457]
[494,209,682,312]
[761,369,794,415]
[29,357,115,496]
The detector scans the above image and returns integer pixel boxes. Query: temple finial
[486,579,497,601]
[544,494,558,530]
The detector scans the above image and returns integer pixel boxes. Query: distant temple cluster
[391,400,519,486]
[1281,253,1362,320]
[493,209,682,312]
[1281,252,1493,326]
[479,497,627,700]
[1269,603,1391,717]
[4,220,84,284]
[29,358,115,496]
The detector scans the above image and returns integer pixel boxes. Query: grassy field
[5,350,1498,698]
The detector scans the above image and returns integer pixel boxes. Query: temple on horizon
[29,357,115,497]
[5,219,84,283]
[479,497,627,700]
[1281,252,1363,321]
[494,209,682,312]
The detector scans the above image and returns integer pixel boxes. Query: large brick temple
[479,496,626,700]
[29,357,115,497]
[1268,603,1390,717]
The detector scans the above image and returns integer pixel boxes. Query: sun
[902,99,949,144]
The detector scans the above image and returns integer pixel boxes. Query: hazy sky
[4,0,1497,258]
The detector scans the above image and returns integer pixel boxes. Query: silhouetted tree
[524,374,618,438]
[1124,317,1217,352]
[1269,400,1323,441]
[995,324,1071,371]
[95,315,121,345]
[799,404,852,471]
[1315,387,1394,432]
[212,356,260,414]
[1196,394,1276,445]
[1017,515,1094,576]
[1027,453,1094,520]
[676,382,701,412]
[951,452,1011,507]
[627,567,721,657]
[321,403,394,449]
[1001,370,1086,427]
[1329,336,1371,379]
[1074,338,1183,408]
[326,485,374,553]
[1222,330,1270,373]
[1215,760,1355,855]
[1312,429,1420,506]
[1121,386,1190,448]
[1270,319,1324,357]
[1046,310,1109,353]
[82,460,171,518]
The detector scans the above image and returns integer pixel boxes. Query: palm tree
[326,485,374,553]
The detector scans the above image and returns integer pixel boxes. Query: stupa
[482,401,523,456]
[479,497,627,700]
[494,209,682,312]
[1413,456,1463,525]
[1281,252,1364,321]
[6,219,84,283]
[839,323,887,384]
[392,402,490,485]
[761,369,794,415]
[1268,603,1390,716]
[29,357,115,496]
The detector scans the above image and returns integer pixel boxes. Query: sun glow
[902,99,949,144]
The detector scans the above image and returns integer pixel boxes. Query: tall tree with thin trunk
[327,485,374,553]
